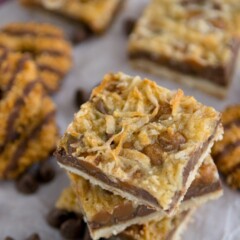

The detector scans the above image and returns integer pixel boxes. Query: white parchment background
[0,0,239,239]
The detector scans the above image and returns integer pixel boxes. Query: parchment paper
[0,1,239,239]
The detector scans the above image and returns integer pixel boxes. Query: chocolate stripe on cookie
[3,110,56,177]
[39,49,70,58]
[1,29,62,39]
[0,80,39,154]
[5,54,30,93]
[225,162,240,175]
[224,119,240,130]
[38,64,64,77]
[213,140,240,162]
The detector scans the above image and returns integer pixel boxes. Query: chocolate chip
[142,144,163,166]
[71,26,90,45]
[47,208,77,229]
[36,161,55,183]
[83,229,91,240]
[15,174,39,194]
[25,233,40,240]
[4,237,15,240]
[95,99,108,114]
[158,131,186,152]
[75,89,86,108]
[60,219,84,239]
[123,18,136,36]
[213,2,222,10]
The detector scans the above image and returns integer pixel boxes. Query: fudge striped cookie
[0,50,58,179]
[212,105,240,190]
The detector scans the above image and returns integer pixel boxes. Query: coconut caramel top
[58,72,222,209]
[128,0,240,67]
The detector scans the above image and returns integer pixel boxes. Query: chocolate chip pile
[15,161,55,194]
[47,208,86,239]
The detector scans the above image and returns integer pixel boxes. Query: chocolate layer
[89,203,155,230]
[184,181,221,201]
[129,38,240,87]
[87,170,221,230]
[56,150,159,207]
[56,128,215,210]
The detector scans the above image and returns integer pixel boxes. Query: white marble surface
[0,0,239,239]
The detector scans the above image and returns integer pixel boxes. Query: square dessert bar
[55,72,222,212]
[128,0,240,98]
[69,155,222,240]
[20,0,122,33]
[55,187,194,240]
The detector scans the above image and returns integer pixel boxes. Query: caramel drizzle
[3,110,56,177]
[0,80,39,154]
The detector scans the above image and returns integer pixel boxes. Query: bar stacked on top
[55,72,223,239]
[128,0,240,98]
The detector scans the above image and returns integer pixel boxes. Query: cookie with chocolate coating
[0,50,58,179]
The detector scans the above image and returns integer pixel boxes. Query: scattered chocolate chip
[4,237,15,240]
[47,208,77,229]
[75,88,86,108]
[158,131,186,152]
[15,174,39,194]
[95,99,108,114]
[60,219,84,239]
[83,229,92,240]
[123,18,136,36]
[25,233,40,240]
[142,143,163,166]
[36,161,55,183]
[71,26,91,45]
[213,2,222,10]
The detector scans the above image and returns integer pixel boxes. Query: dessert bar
[20,0,122,34]
[54,187,195,240]
[69,155,222,239]
[56,72,223,211]
[128,0,240,98]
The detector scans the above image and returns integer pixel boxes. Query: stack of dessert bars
[55,72,224,240]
